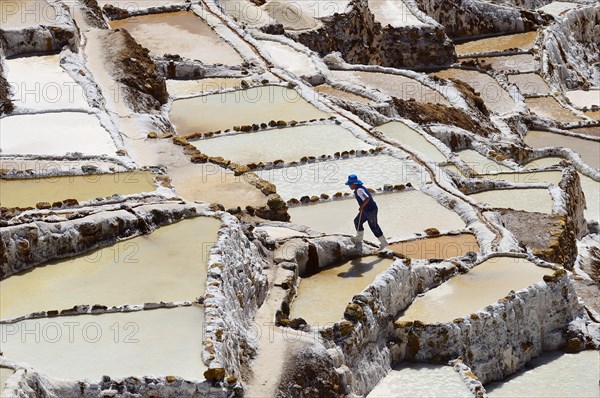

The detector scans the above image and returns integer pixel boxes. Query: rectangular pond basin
[289,255,395,326]
[565,89,600,109]
[486,350,600,398]
[167,78,244,97]
[315,84,374,105]
[434,69,515,114]
[109,11,243,65]
[0,217,220,320]
[0,171,156,208]
[0,113,117,156]
[507,73,551,97]
[389,234,479,260]
[524,130,600,170]
[476,170,563,185]
[5,54,90,111]
[455,32,537,55]
[262,0,350,31]
[367,363,472,398]
[464,54,536,73]
[458,149,513,174]
[580,173,600,222]
[376,121,447,163]
[0,0,60,29]
[288,190,465,239]
[190,124,372,165]
[259,155,430,201]
[332,70,450,105]
[525,97,584,123]
[397,257,549,324]
[523,156,565,169]
[585,110,600,120]
[259,40,318,76]
[0,306,207,381]
[469,188,553,213]
[169,85,329,134]
[567,126,600,138]
[368,0,425,27]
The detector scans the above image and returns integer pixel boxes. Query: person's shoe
[353,230,364,244]
[378,236,388,250]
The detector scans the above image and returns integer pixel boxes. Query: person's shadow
[337,256,386,278]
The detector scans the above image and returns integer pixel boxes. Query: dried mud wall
[289,0,456,69]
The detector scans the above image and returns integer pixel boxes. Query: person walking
[345,174,388,249]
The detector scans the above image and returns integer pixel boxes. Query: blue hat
[345,174,363,186]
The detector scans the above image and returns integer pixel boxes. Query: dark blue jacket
[354,186,377,212]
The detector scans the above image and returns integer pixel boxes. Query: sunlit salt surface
[580,173,600,222]
[0,368,14,395]
[332,70,450,105]
[169,85,329,134]
[434,69,515,114]
[259,155,431,200]
[290,256,395,325]
[486,350,600,398]
[523,157,565,169]
[0,218,220,320]
[507,73,551,97]
[0,0,61,29]
[525,97,583,123]
[376,121,447,163]
[166,78,243,97]
[397,257,549,323]
[0,113,117,156]
[464,54,536,73]
[5,54,89,110]
[0,306,207,380]
[109,11,243,65]
[455,32,537,55]
[585,110,600,120]
[458,149,513,174]
[368,0,425,27]
[315,84,374,105]
[259,40,318,76]
[476,170,563,185]
[288,190,465,239]
[470,188,553,213]
[389,234,479,260]
[565,89,600,109]
[253,226,307,240]
[524,130,600,170]
[0,171,156,208]
[367,363,472,398]
[261,0,350,30]
[537,1,581,18]
[190,124,372,164]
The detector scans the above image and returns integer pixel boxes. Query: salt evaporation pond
[190,124,372,164]
[0,217,220,320]
[568,126,600,138]
[524,157,564,169]
[367,364,472,398]
[0,306,207,381]
[5,54,89,111]
[259,40,318,76]
[288,190,465,239]
[538,1,581,18]
[455,32,537,55]
[315,84,374,105]
[0,113,117,156]
[169,85,329,134]
[434,69,515,114]
[525,97,583,123]
[585,110,600,120]
[397,257,549,324]
[253,226,307,240]
[507,74,551,97]
[470,188,553,213]
[477,170,563,185]
[109,11,243,65]
[580,174,600,221]
[376,121,447,163]
[0,171,156,208]
[260,155,431,200]
[368,0,425,27]
[464,54,536,73]
[486,350,600,397]
[0,0,59,29]
[166,78,243,97]
[290,256,395,326]
[565,89,600,109]
[389,234,479,260]
[524,130,600,169]
[0,368,14,395]
[261,0,350,30]
[458,149,513,174]
[332,70,450,105]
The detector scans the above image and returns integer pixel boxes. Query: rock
[191,153,208,163]
[424,227,440,236]
[147,131,158,139]
[289,318,307,329]
[203,367,226,381]
[36,202,51,210]
[344,303,365,323]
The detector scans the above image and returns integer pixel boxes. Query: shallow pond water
[397,257,549,323]
[525,97,584,123]
[507,73,551,97]
[524,130,600,169]
[166,78,244,97]
[476,170,563,185]
[389,234,479,260]
[376,121,447,163]
[455,32,537,55]
[458,149,513,174]
[315,84,374,105]
[470,188,553,213]
[464,54,536,73]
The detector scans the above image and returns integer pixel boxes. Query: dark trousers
[354,208,383,238]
